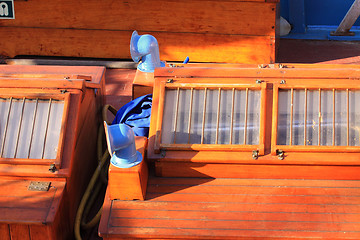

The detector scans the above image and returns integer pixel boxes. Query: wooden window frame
[0,90,70,167]
[271,81,360,155]
[151,78,267,155]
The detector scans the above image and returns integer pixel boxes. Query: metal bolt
[160,150,166,158]
[49,164,57,173]
[252,150,259,160]
[277,150,285,160]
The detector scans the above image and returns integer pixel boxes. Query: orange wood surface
[0,0,278,63]
[0,178,66,239]
[147,64,360,178]
[0,27,276,63]
[0,66,105,239]
[108,137,148,201]
[100,176,360,239]
[1,1,276,36]
[156,162,360,179]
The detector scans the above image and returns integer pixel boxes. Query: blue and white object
[130,30,165,72]
[104,122,142,168]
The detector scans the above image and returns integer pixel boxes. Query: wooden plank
[99,225,360,239]
[147,177,360,188]
[9,224,30,240]
[29,225,49,240]
[2,1,276,36]
[146,184,360,197]
[104,177,360,239]
[0,27,274,63]
[0,224,10,240]
[0,179,66,224]
[113,199,360,214]
[156,162,360,179]
[155,67,360,79]
[0,65,105,87]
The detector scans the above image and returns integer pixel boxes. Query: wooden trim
[159,144,262,152]
[155,67,360,79]
[271,84,279,155]
[275,145,360,153]
[54,92,70,168]
[258,82,267,155]
[154,81,166,153]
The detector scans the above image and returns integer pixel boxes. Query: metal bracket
[49,164,57,173]
[28,181,51,191]
[252,150,259,160]
[255,79,262,84]
[166,78,174,83]
[160,150,166,158]
[276,150,285,160]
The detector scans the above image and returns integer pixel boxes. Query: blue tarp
[112,94,152,137]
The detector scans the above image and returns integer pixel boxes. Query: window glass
[161,87,261,146]
[0,97,64,159]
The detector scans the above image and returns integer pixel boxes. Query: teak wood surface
[147,64,360,178]
[0,0,279,63]
[100,176,360,239]
[0,65,105,239]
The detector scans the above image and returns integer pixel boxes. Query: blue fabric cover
[112,94,152,137]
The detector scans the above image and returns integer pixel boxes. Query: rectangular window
[154,80,267,154]
[0,94,69,165]
[272,83,360,154]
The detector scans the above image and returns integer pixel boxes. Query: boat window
[155,80,267,154]
[272,83,360,153]
[0,96,67,161]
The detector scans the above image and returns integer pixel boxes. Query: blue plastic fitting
[130,30,165,72]
[104,122,142,168]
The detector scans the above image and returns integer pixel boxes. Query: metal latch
[276,150,285,160]
[252,150,259,160]
[28,181,51,191]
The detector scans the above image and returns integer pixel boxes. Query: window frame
[151,78,268,155]
[0,90,70,167]
[271,81,360,155]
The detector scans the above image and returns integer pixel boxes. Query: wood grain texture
[0,27,275,63]
[9,224,30,240]
[0,0,276,36]
[101,177,360,239]
[0,179,66,224]
[108,137,148,201]
[0,224,10,240]
[156,162,360,180]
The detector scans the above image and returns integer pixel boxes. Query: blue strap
[112,94,152,137]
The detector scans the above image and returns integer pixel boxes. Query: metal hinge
[252,150,259,160]
[276,150,285,160]
[28,181,51,191]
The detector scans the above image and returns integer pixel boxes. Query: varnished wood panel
[9,224,30,240]
[0,27,275,63]
[156,162,360,180]
[0,1,276,36]
[0,224,10,240]
[0,179,66,224]
[101,177,360,239]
